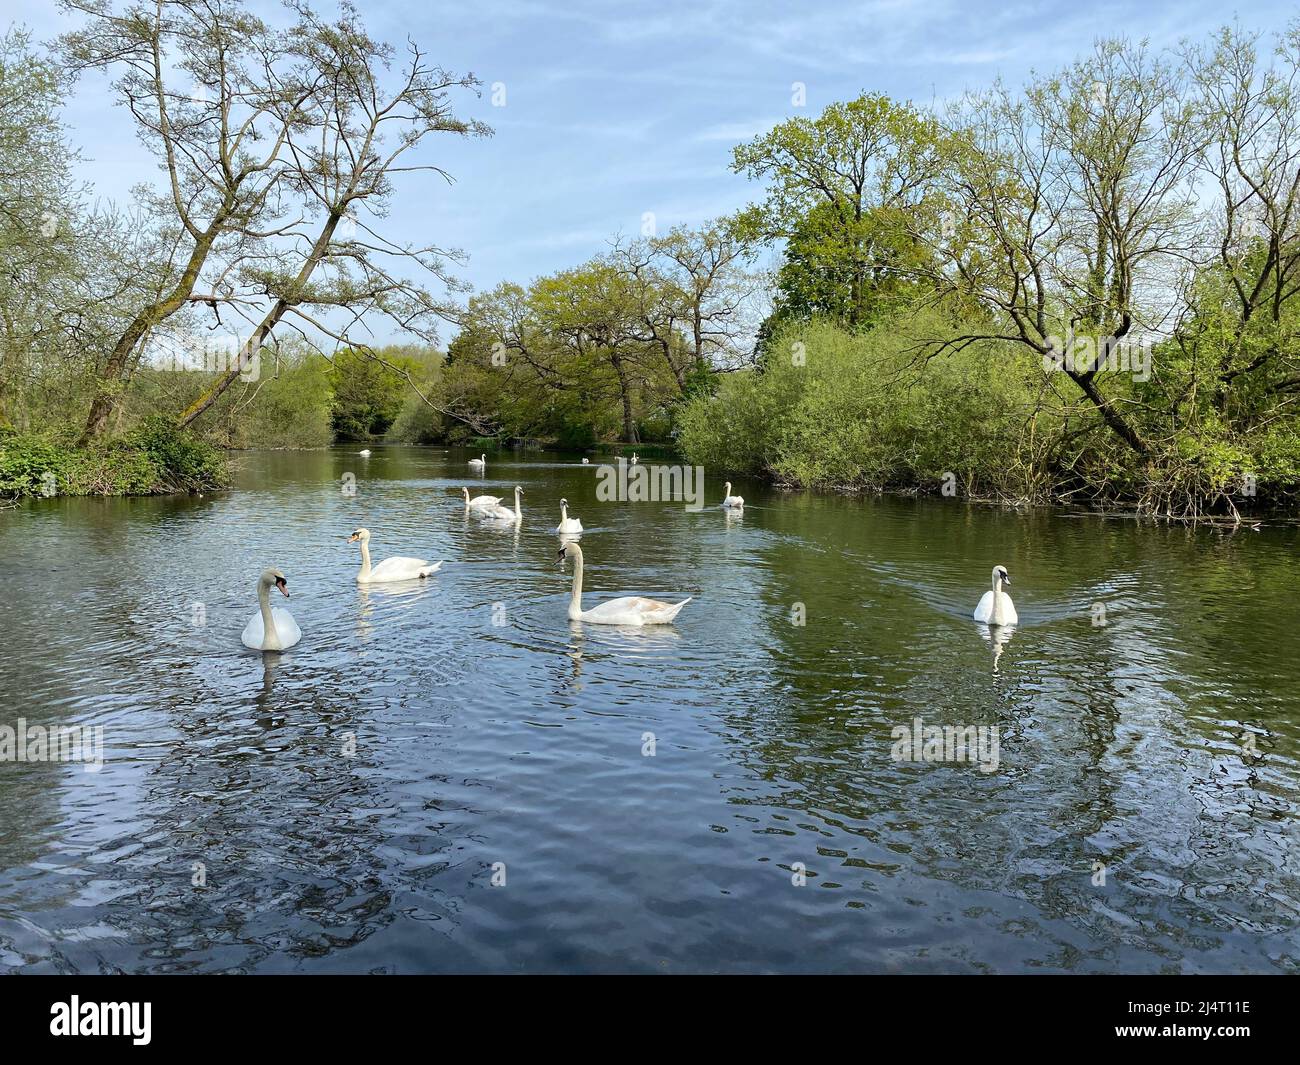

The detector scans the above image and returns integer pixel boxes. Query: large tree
[732,94,952,330]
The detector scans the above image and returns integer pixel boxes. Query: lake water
[1,446,1298,973]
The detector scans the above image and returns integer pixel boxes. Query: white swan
[347,527,443,583]
[468,453,486,471]
[555,497,583,534]
[358,448,371,457]
[241,568,302,651]
[974,565,1018,626]
[630,453,639,465]
[481,485,523,524]
[721,481,744,508]
[581,458,589,465]
[558,541,690,625]
[462,486,502,511]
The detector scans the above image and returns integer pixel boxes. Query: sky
[6,0,1298,346]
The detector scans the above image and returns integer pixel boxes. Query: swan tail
[656,597,692,623]
[419,561,445,578]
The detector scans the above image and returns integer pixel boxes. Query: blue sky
[7,0,1297,344]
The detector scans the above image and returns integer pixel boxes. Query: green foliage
[329,347,423,441]
[0,419,226,498]
[680,317,1045,497]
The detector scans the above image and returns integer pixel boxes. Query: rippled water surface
[2,447,1298,973]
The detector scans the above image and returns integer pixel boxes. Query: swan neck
[569,552,583,618]
[514,488,522,519]
[359,541,371,580]
[258,580,279,648]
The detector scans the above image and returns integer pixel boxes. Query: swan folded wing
[467,495,501,509]
[370,555,440,581]
[582,595,690,625]
[973,590,994,622]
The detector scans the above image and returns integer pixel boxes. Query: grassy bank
[0,418,228,499]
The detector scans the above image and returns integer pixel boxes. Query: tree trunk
[610,351,638,443]
[79,223,222,445]
[1068,369,1148,456]
[177,209,344,428]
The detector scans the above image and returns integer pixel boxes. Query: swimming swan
[482,485,523,524]
[358,448,371,457]
[581,458,590,465]
[462,486,502,511]
[721,481,744,508]
[241,569,302,651]
[347,527,443,583]
[558,541,690,625]
[468,453,486,471]
[555,498,583,534]
[974,565,1017,626]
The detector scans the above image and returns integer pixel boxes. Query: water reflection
[1,447,1298,973]
[977,623,1015,674]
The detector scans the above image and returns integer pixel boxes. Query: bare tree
[908,40,1202,456]
[176,0,489,427]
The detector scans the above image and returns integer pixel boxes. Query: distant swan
[555,497,583,534]
[482,485,523,524]
[468,453,486,471]
[630,453,638,465]
[347,527,443,583]
[558,541,690,625]
[241,569,302,651]
[581,458,589,465]
[974,565,1017,626]
[721,481,744,508]
[462,486,501,511]
[358,448,371,457]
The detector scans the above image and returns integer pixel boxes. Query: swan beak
[275,577,289,598]
[346,533,359,543]
[1002,574,1011,585]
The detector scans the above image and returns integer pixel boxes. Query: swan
[481,485,523,524]
[558,541,690,625]
[555,498,583,534]
[468,453,486,471]
[581,458,589,465]
[721,481,745,508]
[241,569,302,651]
[974,565,1017,626]
[358,448,371,457]
[462,486,502,511]
[630,453,638,465]
[347,527,443,583]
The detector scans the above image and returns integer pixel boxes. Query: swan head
[724,481,732,494]
[515,485,523,497]
[347,528,371,545]
[558,540,581,564]
[992,565,1011,586]
[260,568,290,598]
[560,497,568,507]
[461,487,469,500]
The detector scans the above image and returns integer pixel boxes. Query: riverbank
[0,419,227,499]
